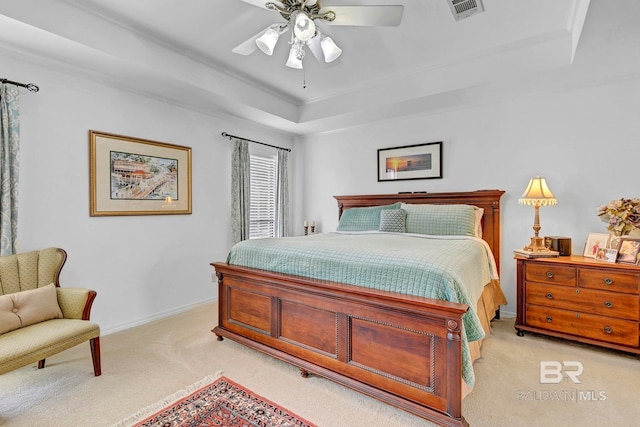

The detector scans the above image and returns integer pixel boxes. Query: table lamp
[519,175,557,251]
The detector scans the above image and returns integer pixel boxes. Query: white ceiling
[0,0,591,136]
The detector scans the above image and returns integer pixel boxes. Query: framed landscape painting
[89,130,192,216]
[377,142,442,182]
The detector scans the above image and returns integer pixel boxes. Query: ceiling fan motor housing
[278,0,321,21]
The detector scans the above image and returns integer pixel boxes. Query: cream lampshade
[519,175,557,251]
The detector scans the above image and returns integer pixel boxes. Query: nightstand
[515,255,640,354]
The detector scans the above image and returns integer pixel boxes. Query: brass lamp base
[524,236,548,252]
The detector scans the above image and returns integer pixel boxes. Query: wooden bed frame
[212,190,504,427]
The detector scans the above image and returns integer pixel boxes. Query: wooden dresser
[515,255,640,354]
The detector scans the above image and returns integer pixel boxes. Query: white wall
[4,54,294,333]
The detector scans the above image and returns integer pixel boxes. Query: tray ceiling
[0,0,591,135]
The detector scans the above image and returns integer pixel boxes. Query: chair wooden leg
[38,359,46,369]
[90,337,102,376]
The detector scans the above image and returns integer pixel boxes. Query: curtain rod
[0,78,39,93]
[221,132,291,152]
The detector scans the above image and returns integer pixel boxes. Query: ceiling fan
[233,0,404,69]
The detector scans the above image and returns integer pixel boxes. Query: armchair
[0,247,101,376]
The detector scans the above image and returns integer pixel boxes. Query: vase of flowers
[597,198,640,248]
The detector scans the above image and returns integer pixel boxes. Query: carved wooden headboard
[334,190,505,273]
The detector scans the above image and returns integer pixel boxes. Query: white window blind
[249,154,277,239]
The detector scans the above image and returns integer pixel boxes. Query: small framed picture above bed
[377,141,442,182]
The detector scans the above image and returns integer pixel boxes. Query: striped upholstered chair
[0,247,101,376]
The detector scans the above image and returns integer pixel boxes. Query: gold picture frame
[89,130,192,216]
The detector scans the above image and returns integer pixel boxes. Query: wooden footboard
[212,262,470,427]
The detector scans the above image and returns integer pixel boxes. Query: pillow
[475,208,484,238]
[0,283,63,334]
[401,203,481,237]
[379,209,406,233]
[337,202,401,232]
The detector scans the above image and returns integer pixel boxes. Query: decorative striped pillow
[401,203,480,236]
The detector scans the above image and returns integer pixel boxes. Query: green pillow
[337,202,401,231]
[401,203,480,236]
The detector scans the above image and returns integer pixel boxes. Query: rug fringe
[109,372,223,427]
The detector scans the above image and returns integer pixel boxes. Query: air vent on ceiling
[447,0,485,21]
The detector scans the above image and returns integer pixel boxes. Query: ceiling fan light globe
[286,45,304,69]
[256,28,280,55]
[293,12,316,42]
[320,36,342,62]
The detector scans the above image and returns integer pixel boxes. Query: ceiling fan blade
[232,28,268,55]
[232,24,289,55]
[237,0,284,10]
[319,5,404,26]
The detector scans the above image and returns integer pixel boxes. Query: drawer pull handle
[604,278,613,285]
[604,326,612,334]
[546,292,554,299]
[546,316,553,322]
[546,271,554,278]
[604,301,613,308]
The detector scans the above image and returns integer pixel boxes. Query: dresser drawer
[526,305,639,347]
[525,263,576,287]
[579,268,640,295]
[526,282,640,321]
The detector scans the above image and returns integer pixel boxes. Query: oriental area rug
[111,375,317,427]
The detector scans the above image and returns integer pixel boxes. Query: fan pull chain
[303,68,306,89]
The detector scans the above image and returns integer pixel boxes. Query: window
[249,154,277,239]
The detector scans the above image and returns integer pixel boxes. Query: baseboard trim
[500,310,516,318]
[101,298,218,336]
[100,300,515,337]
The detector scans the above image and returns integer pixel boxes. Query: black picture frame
[377,142,442,182]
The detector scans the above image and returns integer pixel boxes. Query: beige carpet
[0,301,638,427]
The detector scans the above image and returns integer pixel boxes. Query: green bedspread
[226,231,498,387]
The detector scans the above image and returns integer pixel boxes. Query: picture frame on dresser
[617,238,640,264]
[583,233,610,258]
[604,248,618,263]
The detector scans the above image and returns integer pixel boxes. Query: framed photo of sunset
[377,141,442,182]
